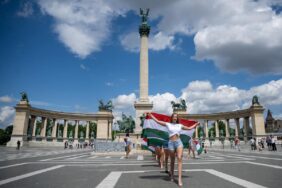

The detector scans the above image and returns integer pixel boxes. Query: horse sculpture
[98,100,113,111]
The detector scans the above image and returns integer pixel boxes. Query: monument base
[134,102,153,133]
[6,135,27,147]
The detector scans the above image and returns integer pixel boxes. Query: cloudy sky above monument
[0,0,282,128]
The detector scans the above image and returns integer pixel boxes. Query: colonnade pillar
[215,120,219,141]
[235,118,240,137]
[204,120,209,139]
[63,120,68,141]
[52,119,57,139]
[225,119,230,140]
[86,121,90,140]
[41,117,47,140]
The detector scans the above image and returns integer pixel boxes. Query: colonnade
[194,117,251,142]
[7,101,114,147]
[178,103,266,143]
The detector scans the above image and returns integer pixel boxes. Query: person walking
[235,136,240,151]
[188,138,196,159]
[125,133,132,158]
[148,113,199,187]
[17,140,21,150]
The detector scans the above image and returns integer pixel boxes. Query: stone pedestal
[7,101,30,147]
[96,110,113,140]
[134,102,153,134]
[250,104,265,141]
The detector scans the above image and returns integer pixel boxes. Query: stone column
[134,14,153,134]
[74,120,79,140]
[235,118,240,137]
[107,121,112,140]
[215,120,219,140]
[32,117,37,138]
[52,119,57,139]
[250,104,265,140]
[86,121,90,140]
[41,117,47,139]
[29,116,36,139]
[225,119,230,139]
[243,117,249,142]
[195,126,198,139]
[63,120,68,141]
[7,101,30,147]
[96,110,113,140]
[204,120,209,139]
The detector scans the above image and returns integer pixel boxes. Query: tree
[0,125,13,145]
[89,122,97,139]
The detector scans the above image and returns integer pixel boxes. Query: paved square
[0,148,281,188]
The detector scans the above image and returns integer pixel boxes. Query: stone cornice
[28,107,114,121]
[179,105,264,120]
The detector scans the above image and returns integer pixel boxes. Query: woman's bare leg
[170,150,175,181]
[176,146,183,186]
[164,149,169,172]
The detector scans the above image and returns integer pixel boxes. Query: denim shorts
[168,139,183,151]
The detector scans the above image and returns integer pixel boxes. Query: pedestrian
[17,140,20,150]
[148,112,199,187]
[188,138,196,159]
[271,136,277,151]
[125,133,132,158]
[64,141,68,149]
[250,138,255,150]
[235,136,240,151]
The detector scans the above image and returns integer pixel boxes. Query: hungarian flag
[141,138,155,153]
[143,112,198,148]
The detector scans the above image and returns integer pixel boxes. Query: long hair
[170,113,179,123]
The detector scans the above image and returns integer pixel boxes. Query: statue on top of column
[252,95,260,105]
[140,8,149,24]
[20,92,29,103]
[98,100,113,111]
[171,99,187,111]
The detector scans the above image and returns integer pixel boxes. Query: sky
[0,0,282,129]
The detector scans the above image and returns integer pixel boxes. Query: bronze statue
[98,100,113,111]
[171,99,187,110]
[140,8,149,24]
[252,95,260,105]
[20,92,29,103]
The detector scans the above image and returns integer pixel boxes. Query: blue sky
[0,0,282,128]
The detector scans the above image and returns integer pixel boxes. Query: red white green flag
[143,112,198,149]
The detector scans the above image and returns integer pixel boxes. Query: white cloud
[120,31,175,52]
[38,0,125,58]
[37,0,282,72]
[111,79,282,123]
[248,79,282,105]
[180,79,282,114]
[112,93,136,110]
[149,92,176,115]
[119,0,282,75]
[0,106,15,128]
[0,96,13,103]
[112,93,137,123]
[17,2,33,17]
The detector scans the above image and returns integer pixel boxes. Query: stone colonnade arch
[7,101,114,147]
[177,103,265,144]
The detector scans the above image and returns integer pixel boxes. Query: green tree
[89,122,97,138]
[0,125,13,145]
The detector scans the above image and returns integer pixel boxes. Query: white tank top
[165,122,183,137]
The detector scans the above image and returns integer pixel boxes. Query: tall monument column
[134,8,153,133]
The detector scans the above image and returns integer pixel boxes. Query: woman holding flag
[148,113,199,187]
